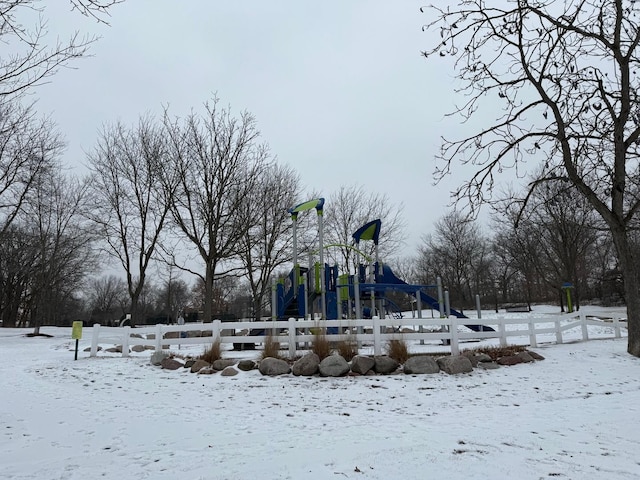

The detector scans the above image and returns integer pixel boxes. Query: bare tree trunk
[611,229,640,356]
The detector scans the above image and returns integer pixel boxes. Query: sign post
[72,321,83,360]
[562,282,574,313]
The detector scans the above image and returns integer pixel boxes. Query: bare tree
[0,0,121,98]
[23,169,96,333]
[324,184,406,271]
[418,211,489,309]
[85,274,128,325]
[88,116,174,326]
[0,100,61,235]
[163,98,270,323]
[237,162,300,320]
[423,1,640,356]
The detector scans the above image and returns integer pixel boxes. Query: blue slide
[377,265,495,332]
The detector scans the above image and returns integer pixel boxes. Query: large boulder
[437,355,473,374]
[292,353,320,376]
[161,357,183,370]
[212,359,236,371]
[319,355,350,377]
[150,350,170,366]
[527,350,545,361]
[221,366,239,376]
[374,355,400,374]
[516,351,535,363]
[237,359,257,371]
[497,355,525,366]
[403,356,440,375]
[259,357,291,376]
[462,351,492,367]
[350,355,375,375]
[190,359,211,373]
[477,361,500,370]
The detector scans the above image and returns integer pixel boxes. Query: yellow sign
[72,321,83,340]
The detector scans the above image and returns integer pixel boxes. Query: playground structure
[271,198,494,333]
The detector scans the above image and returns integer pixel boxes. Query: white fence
[89,310,627,358]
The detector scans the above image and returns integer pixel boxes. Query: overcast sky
[34,1,485,255]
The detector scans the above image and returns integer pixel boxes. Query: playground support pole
[444,290,451,317]
[475,294,483,332]
[437,276,445,318]
[291,215,298,296]
[417,290,424,345]
[318,210,326,319]
[271,279,277,321]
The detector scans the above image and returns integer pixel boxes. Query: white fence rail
[90,310,627,358]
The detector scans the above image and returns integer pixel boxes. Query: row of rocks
[151,349,544,377]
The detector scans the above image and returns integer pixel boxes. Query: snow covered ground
[1,307,639,479]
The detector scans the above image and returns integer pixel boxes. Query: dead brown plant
[200,338,221,363]
[261,334,284,360]
[311,330,332,360]
[386,338,409,363]
[336,337,358,361]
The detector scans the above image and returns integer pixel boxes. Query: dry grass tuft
[386,338,409,363]
[311,330,332,360]
[465,344,528,360]
[336,338,358,361]
[200,338,221,363]
[261,334,283,360]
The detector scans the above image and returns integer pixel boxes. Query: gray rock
[150,350,169,366]
[477,361,500,370]
[403,355,440,374]
[212,359,236,371]
[527,350,545,361]
[259,357,291,376]
[437,355,473,374]
[221,366,239,376]
[237,359,257,371]
[350,355,375,375]
[183,359,196,368]
[292,353,320,376]
[462,351,492,367]
[161,357,183,370]
[190,359,210,373]
[131,345,146,353]
[497,355,525,366]
[197,367,216,375]
[516,351,535,363]
[374,355,400,374]
[319,355,350,377]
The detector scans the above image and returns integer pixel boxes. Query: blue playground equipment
[272,208,494,333]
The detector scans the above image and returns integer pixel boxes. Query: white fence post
[555,318,563,344]
[212,320,221,344]
[580,312,589,341]
[288,317,296,358]
[155,323,163,351]
[614,315,621,338]
[528,317,537,348]
[373,316,382,356]
[450,316,459,356]
[90,323,100,357]
[498,316,507,347]
[122,326,130,357]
